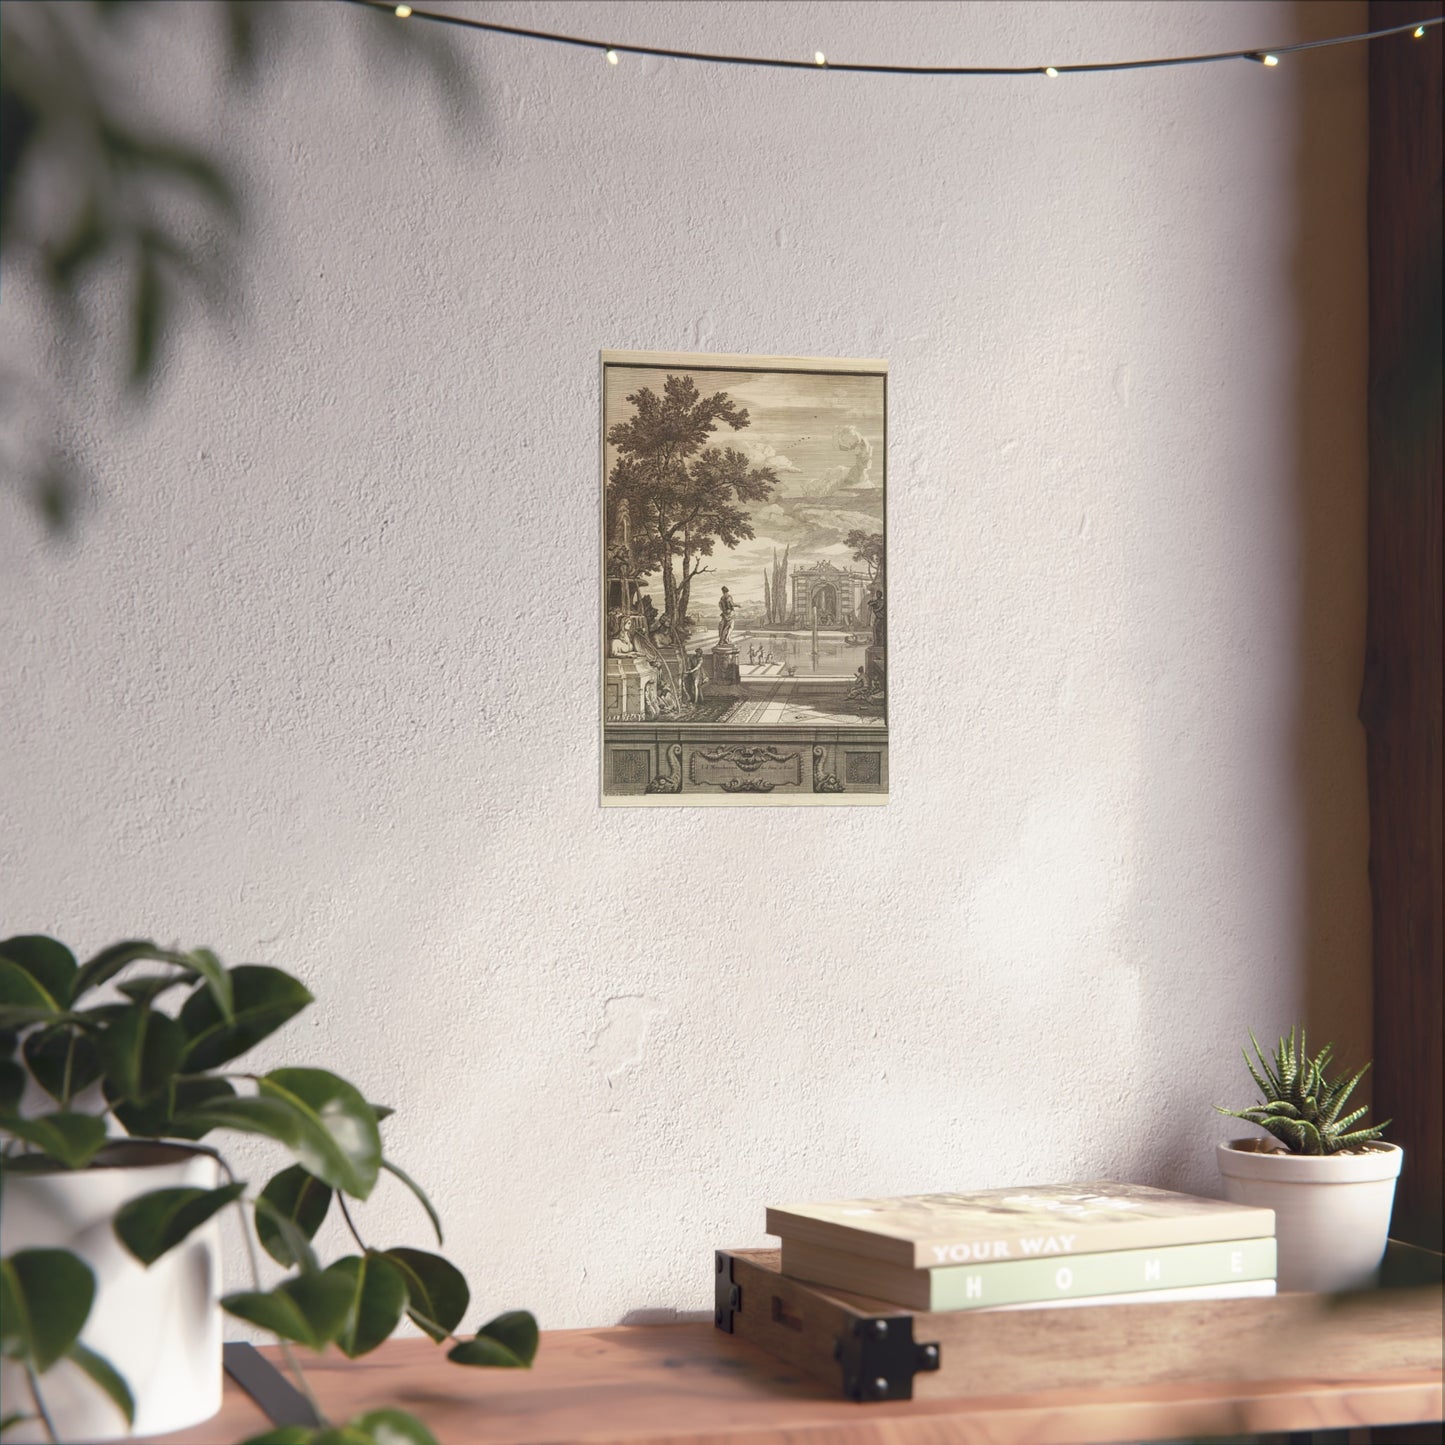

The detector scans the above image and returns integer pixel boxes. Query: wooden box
[715,1243,1445,1404]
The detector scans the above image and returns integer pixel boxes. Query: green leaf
[0,960,60,1027]
[104,1076,171,1139]
[182,948,233,1022]
[0,1248,95,1371]
[178,1081,379,1199]
[1333,1121,1392,1151]
[351,1409,441,1445]
[258,1070,381,1200]
[113,1182,245,1265]
[116,975,191,1007]
[148,1076,240,1141]
[1,1414,36,1435]
[447,1310,538,1369]
[382,1248,468,1342]
[73,1003,131,1032]
[222,1272,353,1351]
[256,1165,332,1268]
[0,1261,22,1359]
[0,1060,25,1114]
[23,1027,102,1102]
[370,1103,394,1122]
[67,1340,135,1426]
[108,1074,239,1142]
[238,1431,314,1445]
[109,1075,236,1138]
[327,1253,407,1359]
[252,1196,321,1276]
[72,941,175,1000]
[180,966,312,1071]
[170,1095,311,1167]
[0,1112,108,1168]
[98,1006,187,1103]
[310,1430,374,1445]
[380,1158,442,1246]
[0,938,76,1008]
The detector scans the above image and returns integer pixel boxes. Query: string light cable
[345,2,1441,76]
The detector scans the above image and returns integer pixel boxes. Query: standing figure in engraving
[684,649,705,704]
[718,586,736,645]
[868,587,886,647]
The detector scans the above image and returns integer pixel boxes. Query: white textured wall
[0,1,1370,1330]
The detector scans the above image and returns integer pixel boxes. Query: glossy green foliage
[0,934,536,1442]
[113,1183,247,1266]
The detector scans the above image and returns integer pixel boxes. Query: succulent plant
[1216,1025,1391,1156]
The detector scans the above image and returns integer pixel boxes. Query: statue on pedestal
[868,587,886,647]
[717,587,736,645]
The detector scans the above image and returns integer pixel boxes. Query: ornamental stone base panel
[601,725,887,805]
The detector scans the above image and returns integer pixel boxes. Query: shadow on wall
[1287,0,1372,1093]
[0,0,474,537]
[1129,0,1373,1197]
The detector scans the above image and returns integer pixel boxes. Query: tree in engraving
[606,375,777,643]
[845,528,885,583]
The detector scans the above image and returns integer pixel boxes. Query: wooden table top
[149,1320,1443,1445]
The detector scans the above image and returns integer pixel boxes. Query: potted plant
[0,934,537,1444]
[1215,1025,1402,1293]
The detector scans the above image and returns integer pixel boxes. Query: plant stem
[24,1364,57,1444]
[219,1157,327,1427]
[334,1197,464,1348]
[336,1194,367,1253]
[60,1032,77,1110]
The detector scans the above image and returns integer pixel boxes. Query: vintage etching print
[601,350,887,805]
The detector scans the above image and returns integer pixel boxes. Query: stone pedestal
[710,643,740,684]
[604,653,658,719]
[865,644,886,689]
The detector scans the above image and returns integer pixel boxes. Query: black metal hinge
[833,1313,941,1401]
[714,1250,742,1332]
[222,1341,320,1427]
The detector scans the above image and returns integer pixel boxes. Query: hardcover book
[982,1278,1276,1311]
[779,1234,1278,1311]
[766,1181,1275,1270]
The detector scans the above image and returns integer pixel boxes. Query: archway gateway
[812,584,838,627]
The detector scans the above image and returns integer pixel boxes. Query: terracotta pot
[1216,1137,1403,1293]
[0,1141,224,1441]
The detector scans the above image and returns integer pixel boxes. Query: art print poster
[601,350,887,805]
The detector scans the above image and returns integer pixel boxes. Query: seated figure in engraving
[607,608,635,656]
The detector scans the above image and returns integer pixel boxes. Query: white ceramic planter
[1216,1137,1403,1293]
[0,1141,224,1442]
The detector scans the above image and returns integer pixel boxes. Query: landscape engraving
[601,350,887,805]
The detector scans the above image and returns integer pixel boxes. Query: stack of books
[766,1181,1277,1312]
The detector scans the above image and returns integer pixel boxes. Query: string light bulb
[606,48,619,65]
[340,3,1441,79]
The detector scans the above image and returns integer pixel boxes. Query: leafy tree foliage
[845,528,885,583]
[607,375,777,641]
